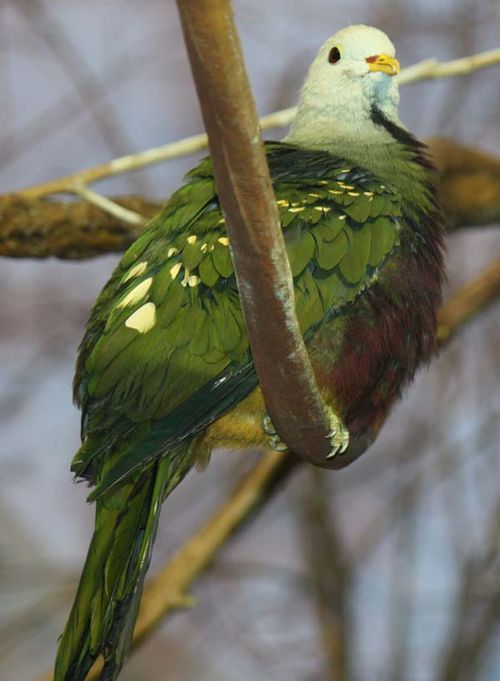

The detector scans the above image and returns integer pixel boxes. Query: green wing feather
[57,142,404,681]
[74,142,402,492]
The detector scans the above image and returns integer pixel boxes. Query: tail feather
[55,447,191,681]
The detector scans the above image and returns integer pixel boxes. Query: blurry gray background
[1,1,499,680]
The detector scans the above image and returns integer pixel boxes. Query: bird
[54,24,444,681]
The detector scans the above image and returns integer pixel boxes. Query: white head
[286,25,402,150]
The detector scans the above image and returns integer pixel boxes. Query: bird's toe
[325,408,350,458]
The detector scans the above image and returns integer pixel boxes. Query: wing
[75,142,402,496]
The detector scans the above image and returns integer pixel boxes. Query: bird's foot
[262,409,349,457]
[325,407,350,458]
[262,412,289,452]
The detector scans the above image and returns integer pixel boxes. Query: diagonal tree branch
[428,138,500,230]
[72,185,145,226]
[398,47,500,85]
[437,258,500,343]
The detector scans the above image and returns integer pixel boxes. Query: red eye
[328,47,341,64]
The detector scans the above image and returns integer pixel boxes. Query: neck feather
[285,99,434,216]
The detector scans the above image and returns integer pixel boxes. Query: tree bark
[175,0,336,467]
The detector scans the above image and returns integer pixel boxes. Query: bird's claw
[262,412,276,436]
[325,408,350,458]
[262,412,289,452]
[263,409,349,457]
[269,435,289,452]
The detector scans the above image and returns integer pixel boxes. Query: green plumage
[55,447,192,681]
[56,142,404,681]
[79,145,399,440]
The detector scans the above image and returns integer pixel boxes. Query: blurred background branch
[437,502,500,681]
[297,470,352,681]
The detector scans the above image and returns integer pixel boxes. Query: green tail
[54,447,191,681]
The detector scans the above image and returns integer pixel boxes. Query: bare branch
[437,257,500,344]
[0,195,157,259]
[10,50,500,199]
[16,133,211,200]
[73,185,146,226]
[398,48,500,85]
[175,0,337,467]
[428,138,500,230]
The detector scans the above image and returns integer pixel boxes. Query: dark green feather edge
[75,142,402,500]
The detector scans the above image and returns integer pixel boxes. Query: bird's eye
[328,47,341,64]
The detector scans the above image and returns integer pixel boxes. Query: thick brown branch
[175,0,336,467]
[437,257,500,343]
[428,138,500,230]
[2,139,498,260]
[0,195,157,259]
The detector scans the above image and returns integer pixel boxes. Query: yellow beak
[366,53,400,77]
